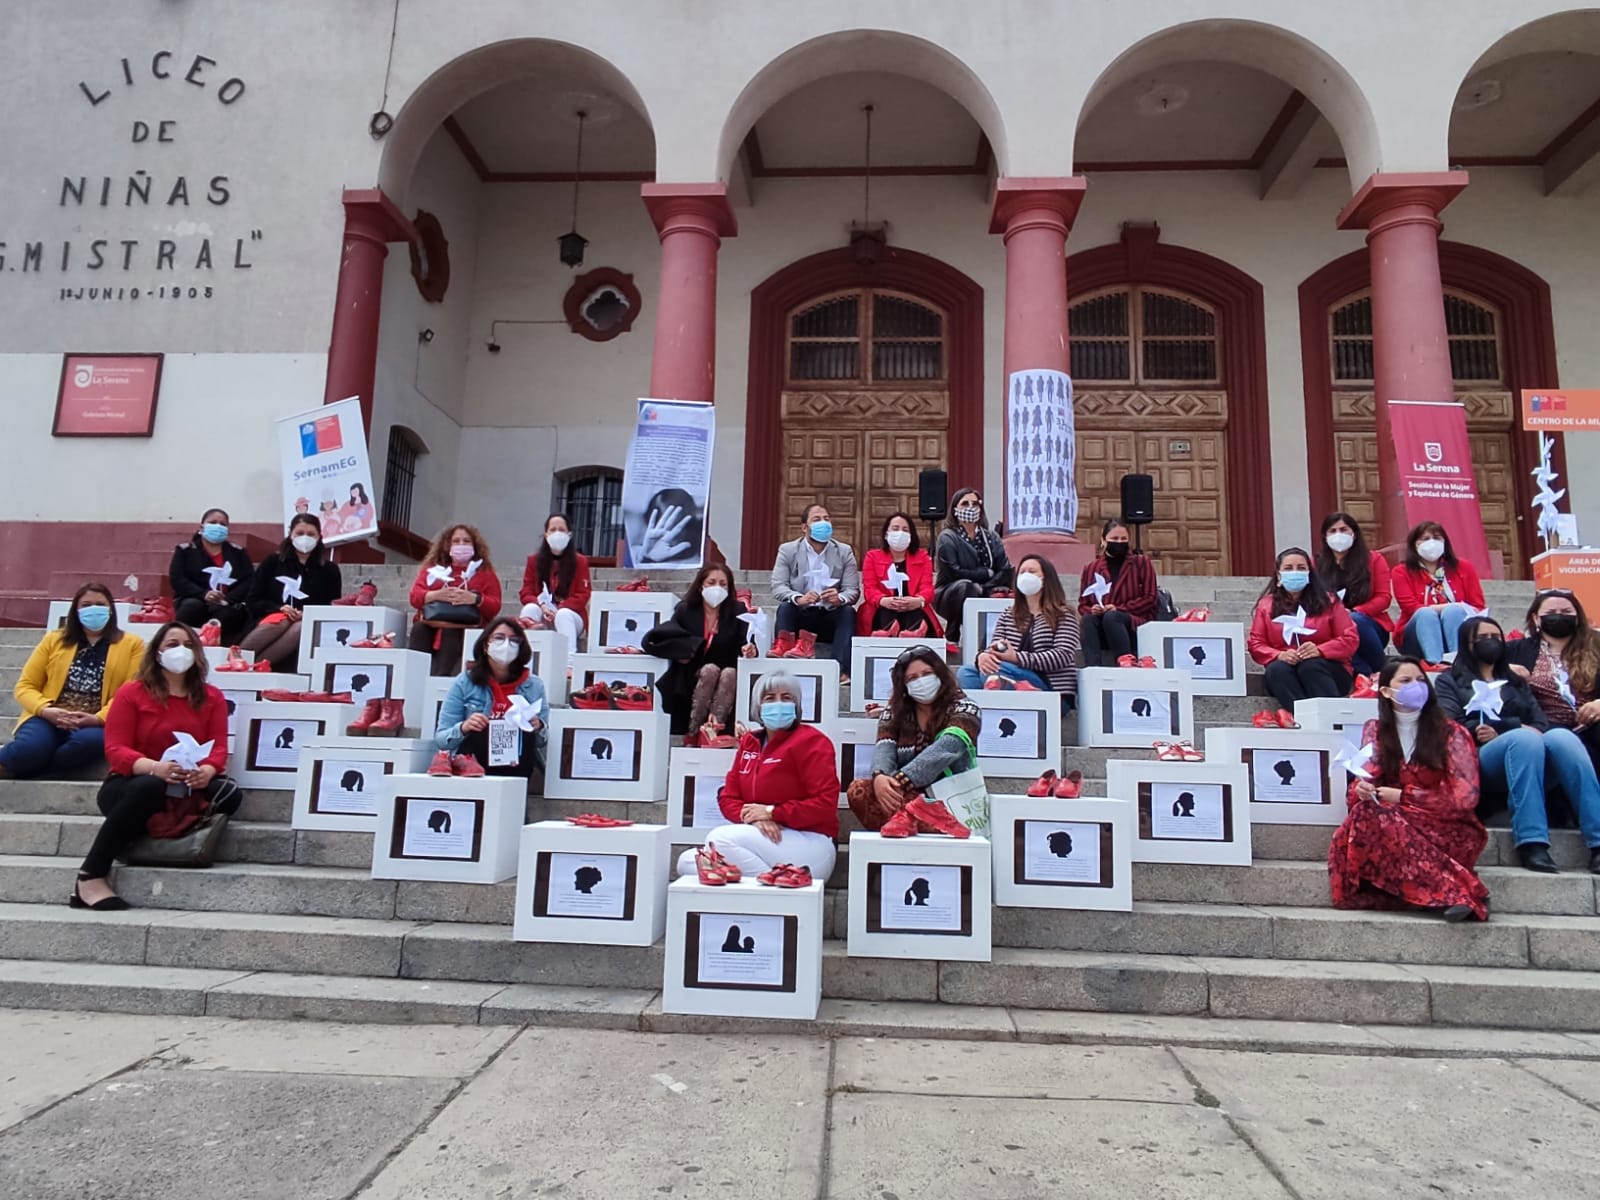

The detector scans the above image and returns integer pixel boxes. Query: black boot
[1518,844,1560,874]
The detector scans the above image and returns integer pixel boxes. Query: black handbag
[422,601,481,625]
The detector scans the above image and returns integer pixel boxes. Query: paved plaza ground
[3,1009,1599,1198]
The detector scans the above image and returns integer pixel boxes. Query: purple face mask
[1391,680,1431,712]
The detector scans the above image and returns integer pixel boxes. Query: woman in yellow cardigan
[1,583,144,779]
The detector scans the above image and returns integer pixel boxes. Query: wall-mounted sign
[52,353,163,437]
[1521,389,1600,431]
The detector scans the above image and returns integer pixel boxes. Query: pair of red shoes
[261,689,353,704]
[771,630,817,659]
[1174,607,1211,623]
[570,683,654,711]
[877,621,932,639]
[881,796,972,839]
[427,750,485,777]
[604,644,644,655]
[132,597,174,623]
[1154,740,1205,762]
[757,862,813,888]
[351,631,395,649]
[1350,674,1379,699]
[684,718,737,749]
[617,577,651,593]
[695,843,741,885]
[332,580,378,607]
[216,647,270,672]
[1027,769,1082,798]
[348,698,405,735]
[1252,709,1300,729]
[983,676,1038,691]
[1116,655,1158,669]
[568,813,633,828]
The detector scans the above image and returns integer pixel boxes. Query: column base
[1002,532,1096,581]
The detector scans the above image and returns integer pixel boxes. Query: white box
[849,635,945,712]
[291,734,434,832]
[296,604,405,673]
[991,795,1134,911]
[214,675,310,742]
[736,657,841,727]
[970,689,1062,777]
[371,772,525,884]
[420,675,454,742]
[312,647,431,718]
[829,715,882,808]
[589,591,678,652]
[1105,758,1252,866]
[513,820,673,945]
[666,746,737,835]
[846,832,992,962]
[48,600,134,630]
[662,875,824,1020]
[1294,697,1379,751]
[230,700,354,789]
[568,651,671,702]
[1076,667,1195,749]
[462,627,569,705]
[960,598,1011,665]
[1204,727,1351,827]
[1137,621,1247,697]
[543,708,671,802]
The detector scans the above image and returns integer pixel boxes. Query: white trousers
[675,823,838,881]
[553,607,584,650]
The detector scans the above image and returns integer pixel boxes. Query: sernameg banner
[1388,400,1491,572]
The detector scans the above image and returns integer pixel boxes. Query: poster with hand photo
[620,399,714,569]
[1020,821,1103,884]
[878,862,963,932]
[399,797,479,859]
[1249,748,1327,805]
[314,757,382,816]
[1149,782,1226,841]
[543,851,630,919]
[695,913,785,987]
[569,728,641,782]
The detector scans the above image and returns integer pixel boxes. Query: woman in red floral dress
[1328,657,1490,921]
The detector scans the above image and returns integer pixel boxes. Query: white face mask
[159,646,195,674]
[1325,531,1354,554]
[701,585,729,609]
[885,530,912,553]
[905,674,942,703]
[486,638,519,665]
[1417,538,1446,563]
[291,534,318,554]
[546,530,571,553]
[1015,572,1043,596]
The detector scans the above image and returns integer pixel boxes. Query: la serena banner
[1387,400,1491,571]
[276,397,377,547]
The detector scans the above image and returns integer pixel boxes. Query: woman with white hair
[678,671,840,886]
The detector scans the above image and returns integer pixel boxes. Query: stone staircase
[4,576,1599,1043]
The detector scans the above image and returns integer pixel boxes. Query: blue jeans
[1478,725,1600,848]
[0,715,106,779]
[1401,603,1474,663]
[1349,612,1390,676]
[957,662,1073,712]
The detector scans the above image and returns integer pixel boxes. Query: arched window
[380,425,427,532]
[786,290,945,384]
[1069,288,1220,384]
[1328,290,1503,385]
[556,467,624,559]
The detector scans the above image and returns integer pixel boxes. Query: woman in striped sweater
[956,555,1080,710]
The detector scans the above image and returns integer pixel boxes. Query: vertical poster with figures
[276,397,378,546]
[621,398,715,569]
[1005,369,1076,534]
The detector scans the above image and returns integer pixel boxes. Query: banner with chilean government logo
[276,397,377,546]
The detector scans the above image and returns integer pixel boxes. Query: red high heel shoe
[1137,656,1158,669]
[217,646,251,672]
[570,683,616,710]
[705,843,741,883]
[774,864,812,888]
[198,619,222,647]
[1174,607,1211,623]
[1055,770,1083,798]
[1026,770,1058,797]
[1116,654,1138,668]
[1351,674,1379,699]
[699,718,736,749]
[617,577,650,593]
[333,580,378,607]
[1251,710,1278,729]
[1274,709,1300,729]
[903,796,971,838]
[252,659,275,673]
[352,631,395,649]
[614,685,655,711]
[695,849,726,885]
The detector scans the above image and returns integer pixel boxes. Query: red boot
[771,630,797,658]
[370,699,405,736]
[333,580,378,607]
[346,698,384,735]
[786,629,817,659]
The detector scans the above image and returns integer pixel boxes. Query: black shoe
[1518,844,1560,874]
[68,879,131,912]
[1441,904,1474,923]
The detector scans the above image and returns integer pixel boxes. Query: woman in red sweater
[1077,518,1159,666]
[856,511,941,639]
[1390,521,1486,667]
[674,671,840,885]
[1248,547,1360,712]
[407,523,503,676]
[1314,512,1392,677]
[518,514,592,650]
[75,622,234,911]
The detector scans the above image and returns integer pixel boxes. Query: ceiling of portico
[1450,51,1600,160]
[448,73,655,180]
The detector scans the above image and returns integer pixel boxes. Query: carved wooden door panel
[1073,429,1138,547]
[781,426,863,554]
[1141,429,1228,575]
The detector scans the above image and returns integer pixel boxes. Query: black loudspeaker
[1120,473,1155,525]
[918,468,949,521]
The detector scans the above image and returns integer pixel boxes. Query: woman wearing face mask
[519,514,592,650]
[240,515,343,670]
[857,512,941,639]
[168,507,255,645]
[1507,590,1600,775]
[1436,617,1600,875]
[1247,548,1359,714]
[933,487,1012,645]
[641,564,758,743]
[407,524,502,676]
[1314,513,1392,677]
[1328,657,1489,921]
[675,672,840,885]
[849,647,982,832]
[1391,521,1484,667]
[957,555,1080,707]
[75,622,236,910]
[432,616,548,779]
[2,583,145,780]
[1077,518,1158,667]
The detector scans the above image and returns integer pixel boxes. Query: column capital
[341,187,417,248]
[988,177,1088,237]
[642,183,738,241]
[1336,171,1469,232]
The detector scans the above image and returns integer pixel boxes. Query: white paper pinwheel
[462,558,483,584]
[425,564,453,587]
[1464,678,1506,723]
[739,608,771,646]
[1082,572,1112,605]
[537,585,554,609]
[1275,606,1314,645]
[202,562,236,592]
[1531,433,1567,547]
[503,693,543,732]
[883,563,910,593]
[802,562,839,595]
[1335,741,1375,780]
[160,731,214,771]
[1336,587,1347,602]
[276,575,308,603]
[1555,661,1578,707]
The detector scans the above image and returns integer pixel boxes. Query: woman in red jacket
[1391,521,1485,667]
[74,622,235,911]
[1248,547,1359,713]
[1078,518,1158,666]
[674,671,840,885]
[518,513,592,650]
[1314,512,1392,676]
[856,511,941,639]
[407,523,502,676]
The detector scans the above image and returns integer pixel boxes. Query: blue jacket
[436,670,549,767]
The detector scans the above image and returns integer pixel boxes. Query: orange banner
[1521,389,1600,430]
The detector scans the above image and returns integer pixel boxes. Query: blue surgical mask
[809,520,832,543]
[201,522,228,544]
[760,700,798,730]
[1279,569,1310,593]
[78,605,111,632]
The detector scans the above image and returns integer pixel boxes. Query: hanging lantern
[559,110,589,268]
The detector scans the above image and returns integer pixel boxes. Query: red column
[324,188,414,434]
[641,183,738,402]
[1337,172,1470,550]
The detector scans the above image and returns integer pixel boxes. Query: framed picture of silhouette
[590,591,677,652]
[515,821,672,945]
[991,795,1133,911]
[1137,621,1247,697]
[664,873,823,1020]
[1106,759,1251,866]
[544,708,670,802]
[1204,727,1349,827]
[372,773,523,884]
[828,716,881,808]
[668,746,738,835]
[846,831,992,962]
[1076,667,1195,749]
[291,735,433,832]
[970,690,1060,777]
[230,700,347,789]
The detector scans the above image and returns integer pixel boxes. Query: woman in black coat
[168,507,256,644]
[238,514,343,670]
[641,564,756,742]
[933,486,1012,643]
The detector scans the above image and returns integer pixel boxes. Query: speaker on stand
[918,467,949,551]
[1119,473,1155,555]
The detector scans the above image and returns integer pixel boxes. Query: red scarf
[486,670,528,719]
